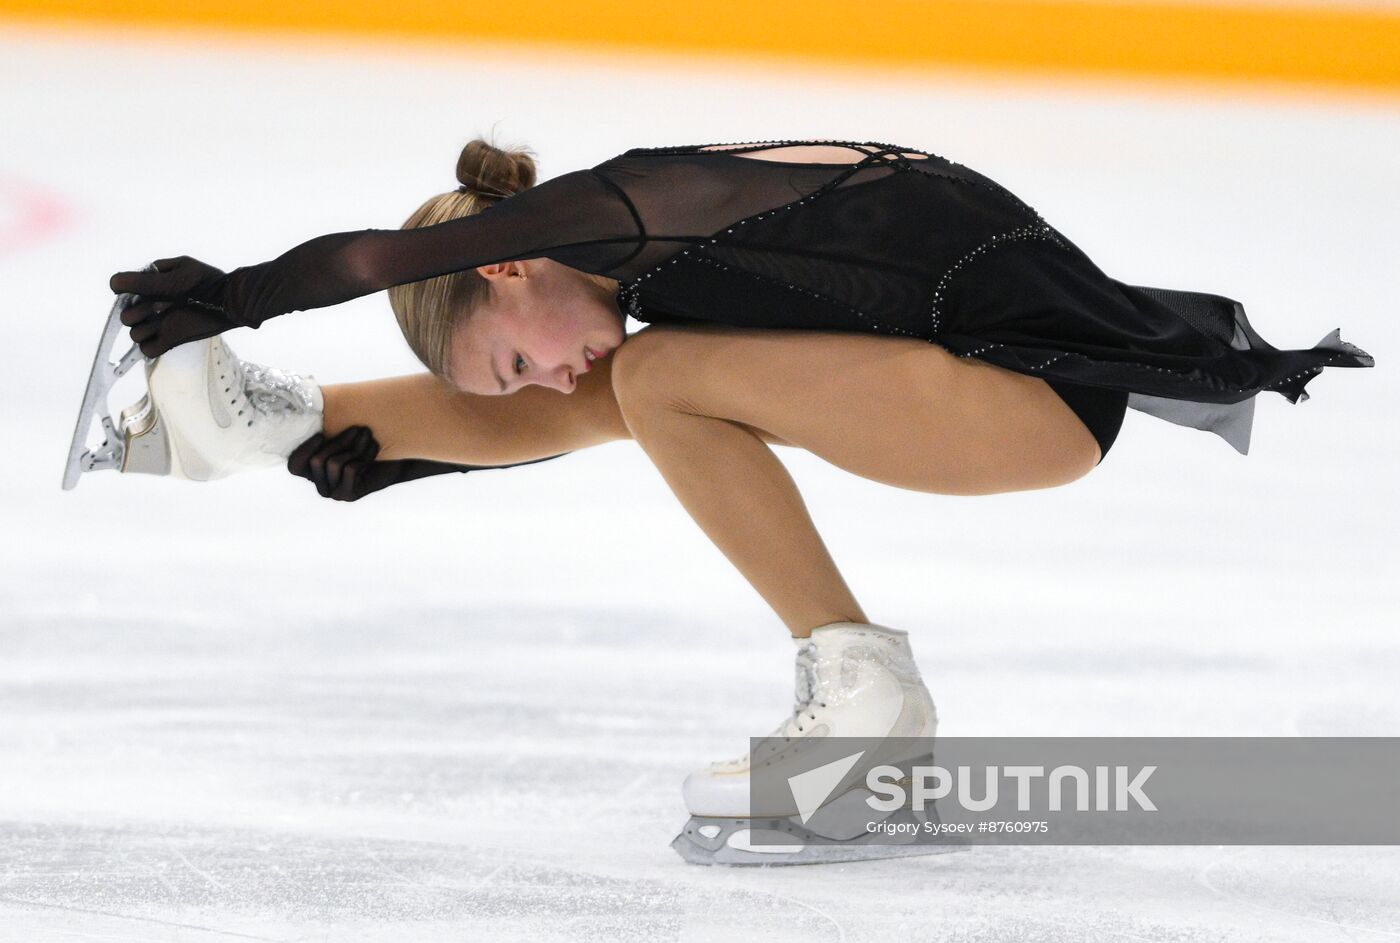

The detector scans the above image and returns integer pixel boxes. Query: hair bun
[455,136,537,201]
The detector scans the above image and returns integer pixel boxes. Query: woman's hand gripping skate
[287,426,474,502]
[110,256,238,358]
[286,426,577,502]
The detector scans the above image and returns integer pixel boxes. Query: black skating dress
[202,139,1375,459]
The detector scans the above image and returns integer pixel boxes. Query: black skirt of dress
[928,234,1376,455]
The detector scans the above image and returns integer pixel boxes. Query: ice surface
[2,20,1398,942]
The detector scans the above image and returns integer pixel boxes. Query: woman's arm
[319,360,629,465]
[109,168,640,357]
[287,427,574,502]
[285,358,630,501]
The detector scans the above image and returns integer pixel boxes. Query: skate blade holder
[673,794,970,865]
[672,808,968,866]
[62,282,153,489]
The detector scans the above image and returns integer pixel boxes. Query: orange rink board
[2,0,1399,95]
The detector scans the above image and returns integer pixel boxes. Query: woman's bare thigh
[610,323,1102,495]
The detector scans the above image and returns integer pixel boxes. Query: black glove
[287,426,572,502]
[109,256,237,357]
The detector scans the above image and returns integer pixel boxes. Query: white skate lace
[771,641,822,739]
[242,362,315,419]
[781,639,921,738]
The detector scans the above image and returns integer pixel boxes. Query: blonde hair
[387,134,539,380]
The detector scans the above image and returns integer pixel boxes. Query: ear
[476,260,530,281]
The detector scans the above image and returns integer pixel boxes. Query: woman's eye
[514,354,526,375]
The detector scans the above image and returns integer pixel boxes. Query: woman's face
[447,259,627,396]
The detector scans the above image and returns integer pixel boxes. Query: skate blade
[670,813,971,867]
[62,270,156,490]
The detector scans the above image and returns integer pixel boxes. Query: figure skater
[79,136,1373,863]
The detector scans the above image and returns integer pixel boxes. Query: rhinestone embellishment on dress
[929,219,1069,335]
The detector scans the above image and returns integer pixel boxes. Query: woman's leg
[317,355,632,465]
[609,324,1103,637]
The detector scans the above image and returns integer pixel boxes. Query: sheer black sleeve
[194,168,644,328]
[140,149,886,334]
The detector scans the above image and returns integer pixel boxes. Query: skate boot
[672,621,960,866]
[118,335,322,481]
[63,276,320,488]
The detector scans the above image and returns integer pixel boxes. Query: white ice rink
[2,20,1398,941]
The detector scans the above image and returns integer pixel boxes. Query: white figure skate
[63,284,322,487]
[672,621,963,866]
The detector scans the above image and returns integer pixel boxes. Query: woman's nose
[538,365,576,393]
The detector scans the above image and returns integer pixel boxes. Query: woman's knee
[609,326,697,420]
[609,326,796,446]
